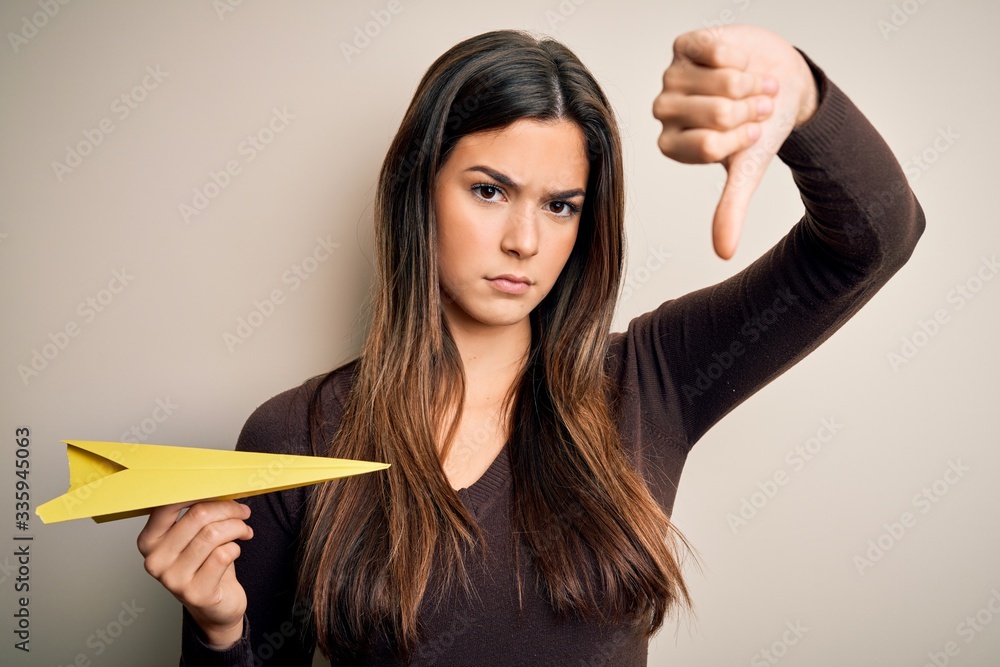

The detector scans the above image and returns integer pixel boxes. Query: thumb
[712,147,773,260]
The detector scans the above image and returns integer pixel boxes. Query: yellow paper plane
[36,440,390,524]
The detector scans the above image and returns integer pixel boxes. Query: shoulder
[236,357,361,457]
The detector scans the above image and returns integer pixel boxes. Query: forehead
[445,118,589,184]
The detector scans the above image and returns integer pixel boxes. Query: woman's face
[433,118,589,334]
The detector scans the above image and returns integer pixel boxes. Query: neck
[443,311,530,405]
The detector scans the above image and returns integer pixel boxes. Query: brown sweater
[179,50,925,666]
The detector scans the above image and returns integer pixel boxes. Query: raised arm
[612,26,925,450]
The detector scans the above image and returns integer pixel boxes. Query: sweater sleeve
[612,48,925,451]
[179,381,319,666]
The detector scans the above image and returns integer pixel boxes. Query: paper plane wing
[36,440,389,524]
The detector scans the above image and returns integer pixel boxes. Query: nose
[500,205,539,258]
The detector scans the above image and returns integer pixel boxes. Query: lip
[486,274,532,295]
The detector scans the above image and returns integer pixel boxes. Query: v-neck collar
[456,442,511,517]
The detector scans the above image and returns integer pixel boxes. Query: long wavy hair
[297,28,695,662]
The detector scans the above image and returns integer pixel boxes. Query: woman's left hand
[652,24,819,259]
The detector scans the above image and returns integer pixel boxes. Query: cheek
[440,206,496,262]
[435,222,466,277]
[535,235,575,292]
[554,228,580,269]
[435,220,481,289]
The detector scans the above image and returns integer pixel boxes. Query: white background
[1,0,997,665]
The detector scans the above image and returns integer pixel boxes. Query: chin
[442,288,537,329]
[462,303,534,328]
[476,310,531,327]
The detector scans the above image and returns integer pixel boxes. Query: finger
[672,29,749,70]
[138,502,196,556]
[653,93,774,132]
[663,60,778,99]
[153,517,253,593]
[186,543,242,605]
[712,149,775,260]
[141,501,250,575]
[657,122,761,165]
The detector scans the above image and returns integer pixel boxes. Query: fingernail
[762,76,778,94]
[757,97,773,116]
[748,123,760,140]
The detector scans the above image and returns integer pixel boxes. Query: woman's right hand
[652,25,817,260]
[137,500,254,649]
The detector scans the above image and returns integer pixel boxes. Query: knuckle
[651,94,673,120]
[712,99,737,128]
[734,72,754,98]
[656,132,675,157]
[143,555,163,579]
[720,71,738,96]
[199,522,225,544]
[651,95,663,119]
[720,71,741,97]
[691,28,713,47]
[680,38,705,60]
[661,67,681,92]
[699,134,726,162]
[673,33,698,60]
[211,543,239,567]
[159,570,182,593]
[682,43,703,60]
[186,503,214,523]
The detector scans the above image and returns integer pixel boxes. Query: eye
[548,201,582,218]
[471,183,504,203]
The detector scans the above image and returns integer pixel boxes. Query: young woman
[138,25,924,666]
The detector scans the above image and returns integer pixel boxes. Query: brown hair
[297,28,695,662]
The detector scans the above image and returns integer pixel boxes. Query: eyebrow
[464,165,586,200]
